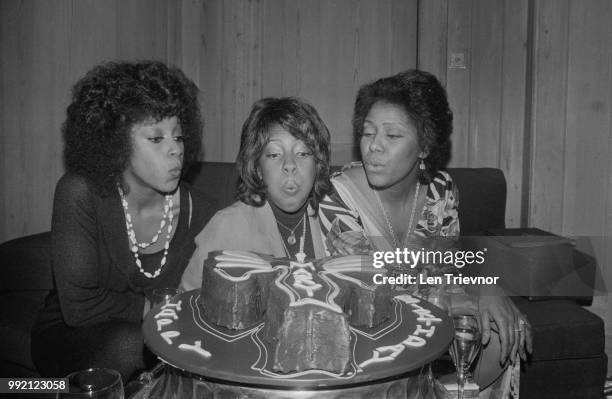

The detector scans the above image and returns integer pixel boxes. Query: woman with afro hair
[31,60,216,382]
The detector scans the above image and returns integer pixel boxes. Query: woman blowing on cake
[331,70,533,394]
[180,97,360,292]
[31,61,216,381]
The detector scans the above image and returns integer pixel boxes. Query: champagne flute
[57,368,123,398]
[449,312,481,399]
[152,287,181,307]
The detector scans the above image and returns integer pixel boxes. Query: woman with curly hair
[331,69,532,396]
[180,97,362,292]
[31,60,216,381]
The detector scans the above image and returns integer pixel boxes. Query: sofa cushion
[184,161,240,209]
[0,290,48,373]
[182,163,509,237]
[512,297,605,361]
[0,232,53,291]
[447,168,507,235]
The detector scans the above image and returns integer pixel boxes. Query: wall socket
[449,52,467,69]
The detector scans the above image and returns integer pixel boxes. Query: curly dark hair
[63,60,202,195]
[353,69,453,183]
[236,97,332,212]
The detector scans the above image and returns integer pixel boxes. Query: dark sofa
[0,161,606,398]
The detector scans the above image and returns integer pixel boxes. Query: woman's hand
[478,292,533,364]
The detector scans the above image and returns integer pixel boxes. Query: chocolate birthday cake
[199,250,394,374]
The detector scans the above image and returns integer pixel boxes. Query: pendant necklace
[276,214,305,245]
[280,213,307,262]
[374,182,420,248]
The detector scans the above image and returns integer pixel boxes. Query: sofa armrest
[482,228,597,302]
[0,232,53,291]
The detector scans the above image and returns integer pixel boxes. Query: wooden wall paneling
[499,0,528,227]
[29,0,72,237]
[529,0,570,232]
[390,0,418,74]
[199,0,224,160]
[606,10,612,370]
[310,0,359,165]
[345,0,391,163]
[563,0,611,236]
[217,0,263,161]
[175,0,204,85]
[69,0,118,79]
[467,0,503,168]
[116,0,168,61]
[445,0,472,168]
[417,0,448,84]
[261,0,300,97]
[0,0,71,242]
[563,0,612,373]
[1,0,26,240]
[353,0,390,87]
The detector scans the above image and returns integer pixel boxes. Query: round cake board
[143,290,453,390]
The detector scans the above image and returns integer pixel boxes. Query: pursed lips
[364,158,386,168]
[282,179,300,193]
[168,165,182,178]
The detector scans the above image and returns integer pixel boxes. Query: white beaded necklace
[374,182,420,248]
[118,186,174,279]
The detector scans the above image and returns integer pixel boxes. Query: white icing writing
[155,308,179,320]
[358,298,443,368]
[414,324,436,338]
[292,268,322,297]
[359,344,405,368]
[402,335,426,347]
[161,330,180,345]
[157,318,173,331]
[162,300,182,312]
[178,340,211,358]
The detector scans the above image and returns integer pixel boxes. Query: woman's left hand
[478,290,533,365]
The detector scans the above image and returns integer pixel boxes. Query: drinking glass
[448,312,481,399]
[151,287,181,307]
[57,368,123,399]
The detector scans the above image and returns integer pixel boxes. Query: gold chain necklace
[275,214,305,245]
[279,213,307,262]
[374,182,420,248]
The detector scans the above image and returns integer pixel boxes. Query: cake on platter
[200,250,394,374]
[142,249,452,390]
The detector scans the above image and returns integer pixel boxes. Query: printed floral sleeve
[416,171,460,238]
[318,189,372,256]
[440,176,460,237]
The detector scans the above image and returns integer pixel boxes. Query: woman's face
[360,102,422,189]
[258,125,316,212]
[123,116,184,194]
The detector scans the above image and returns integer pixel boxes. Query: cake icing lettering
[161,330,180,345]
[358,343,405,368]
[414,324,436,338]
[196,251,450,377]
[157,318,173,331]
[162,300,182,312]
[178,340,211,358]
[154,308,179,320]
[291,267,322,297]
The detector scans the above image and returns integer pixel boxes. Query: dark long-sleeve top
[34,173,216,331]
